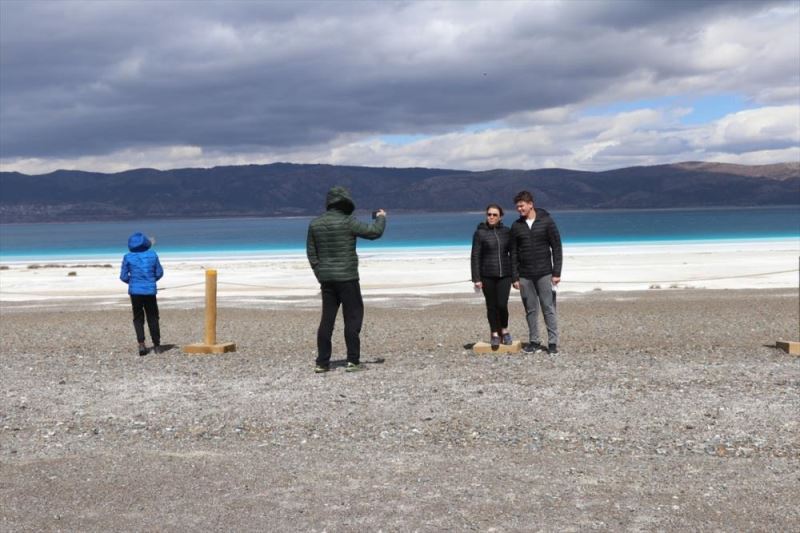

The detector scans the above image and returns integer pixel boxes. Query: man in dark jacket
[510,190,563,355]
[307,186,386,373]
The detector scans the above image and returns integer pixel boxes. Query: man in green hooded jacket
[306,186,386,373]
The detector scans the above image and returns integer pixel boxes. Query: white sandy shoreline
[1,238,797,306]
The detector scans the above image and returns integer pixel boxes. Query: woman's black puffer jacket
[471,222,513,281]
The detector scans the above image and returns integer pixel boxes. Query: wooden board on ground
[776,340,800,356]
[183,342,237,354]
[473,340,523,354]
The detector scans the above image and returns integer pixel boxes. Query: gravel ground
[1,289,799,532]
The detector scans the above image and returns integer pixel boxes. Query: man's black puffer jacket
[510,208,563,281]
[471,222,513,281]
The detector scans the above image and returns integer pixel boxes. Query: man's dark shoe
[153,345,164,354]
[314,365,330,374]
[490,335,501,350]
[138,343,148,356]
[522,342,545,354]
[548,344,559,355]
[345,362,366,372]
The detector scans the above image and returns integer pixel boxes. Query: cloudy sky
[1,0,798,174]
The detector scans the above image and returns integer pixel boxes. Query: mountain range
[0,161,797,222]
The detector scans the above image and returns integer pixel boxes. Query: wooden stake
[183,269,237,354]
[204,269,217,346]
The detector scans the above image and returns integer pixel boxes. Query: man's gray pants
[519,275,558,346]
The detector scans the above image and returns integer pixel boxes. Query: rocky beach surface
[1,288,798,531]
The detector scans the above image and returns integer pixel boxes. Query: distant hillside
[0,162,798,222]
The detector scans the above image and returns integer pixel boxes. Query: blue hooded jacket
[120,232,164,295]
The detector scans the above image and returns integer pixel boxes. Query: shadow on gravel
[329,357,385,369]
[762,343,793,351]
[140,343,177,356]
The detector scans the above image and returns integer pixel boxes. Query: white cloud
[6,103,795,175]
[704,147,800,166]
[698,106,800,152]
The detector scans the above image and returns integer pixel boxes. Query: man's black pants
[130,294,160,345]
[316,280,364,367]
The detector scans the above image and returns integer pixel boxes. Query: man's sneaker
[345,362,366,372]
[548,344,559,355]
[502,333,513,345]
[522,342,545,354]
[314,365,330,374]
[490,335,501,349]
[138,343,148,356]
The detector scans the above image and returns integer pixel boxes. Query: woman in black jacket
[471,203,514,348]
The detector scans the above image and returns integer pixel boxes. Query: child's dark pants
[130,294,160,345]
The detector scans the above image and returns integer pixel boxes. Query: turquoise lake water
[0,207,798,261]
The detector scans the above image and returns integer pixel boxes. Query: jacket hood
[326,186,355,215]
[127,232,152,252]
[477,221,506,230]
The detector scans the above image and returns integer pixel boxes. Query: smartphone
[371,210,379,219]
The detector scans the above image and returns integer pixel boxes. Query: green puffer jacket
[306,186,386,282]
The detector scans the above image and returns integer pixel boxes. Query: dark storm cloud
[558,0,787,29]
[0,0,793,159]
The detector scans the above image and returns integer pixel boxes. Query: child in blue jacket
[120,232,164,356]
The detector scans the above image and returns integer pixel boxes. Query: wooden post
[204,269,217,346]
[183,269,236,354]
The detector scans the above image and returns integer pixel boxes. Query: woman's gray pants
[518,275,558,346]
